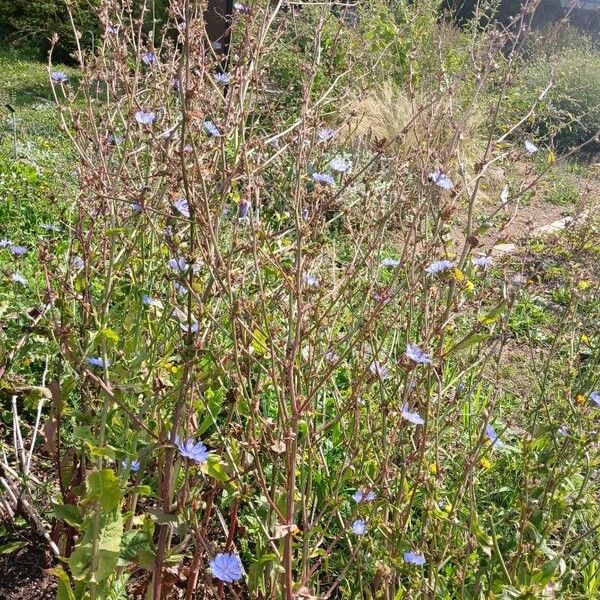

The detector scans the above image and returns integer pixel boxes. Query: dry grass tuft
[345,82,485,172]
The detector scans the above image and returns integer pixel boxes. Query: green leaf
[67,543,91,580]
[130,485,153,497]
[86,443,116,459]
[197,388,224,435]
[136,549,154,571]
[99,328,120,345]
[0,540,27,554]
[204,455,237,492]
[536,555,565,586]
[250,328,268,356]
[473,221,494,236]
[479,300,508,325]
[52,503,83,528]
[164,552,186,566]
[85,469,123,511]
[147,507,180,525]
[68,510,123,583]
[73,425,97,445]
[247,552,278,594]
[101,572,130,600]
[447,332,489,355]
[49,567,76,600]
[106,227,126,236]
[119,529,155,568]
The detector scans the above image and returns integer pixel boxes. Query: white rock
[491,243,516,256]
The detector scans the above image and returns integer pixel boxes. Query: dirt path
[452,158,600,256]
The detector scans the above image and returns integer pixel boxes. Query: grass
[0,47,76,272]
[0,47,75,163]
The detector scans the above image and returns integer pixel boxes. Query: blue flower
[485,424,503,447]
[233,2,249,12]
[176,436,210,463]
[238,199,250,220]
[429,170,454,190]
[351,519,367,535]
[352,489,376,503]
[181,321,199,333]
[141,52,155,65]
[209,552,243,582]
[174,282,188,295]
[590,391,600,407]
[0,239,13,247]
[51,71,69,83]
[329,156,351,173]
[11,272,27,285]
[303,273,319,287]
[425,259,455,274]
[405,343,432,365]
[107,133,124,146]
[41,223,62,232]
[130,202,142,212]
[312,172,335,187]
[214,72,230,85]
[9,245,27,256]
[381,257,401,267]
[318,127,336,141]
[369,361,389,379]
[122,458,140,472]
[211,41,223,50]
[105,25,116,34]
[325,350,339,363]
[401,405,425,425]
[472,256,493,268]
[71,256,84,270]
[87,356,109,368]
[174,198,190,218]
[168,257,188,272]
[203,120,221,137]
[404,551,426,566]
[524,140,538,154]
[135,111,156,125]
[142,294,162,308]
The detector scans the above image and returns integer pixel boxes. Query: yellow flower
[479,458,492,469]
[429,463,438,475]
[581,334,590,345]
[578,280,591,290]
[576,394,586,405]
[452,268,466,282]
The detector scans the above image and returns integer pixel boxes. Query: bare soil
[0,533,57,600]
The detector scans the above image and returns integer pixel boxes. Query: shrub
[263,0,463,122]
[501,26,600,150]
[0,0,101,62]
[0,0,169,62]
